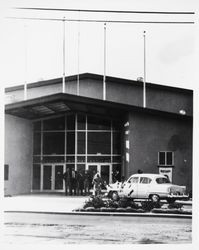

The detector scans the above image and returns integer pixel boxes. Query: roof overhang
[5,93,192,121]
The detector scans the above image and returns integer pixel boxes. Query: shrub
[83,196,105,209]
[141,201,161,211]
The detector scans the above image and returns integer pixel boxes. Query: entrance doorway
[87,164,112,185]
[42,164,64,191]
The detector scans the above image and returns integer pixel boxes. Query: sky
[0,0,197,90]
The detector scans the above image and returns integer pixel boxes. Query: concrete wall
[147,87,193,116]
[127,111,192,192]
[4,115,33,196]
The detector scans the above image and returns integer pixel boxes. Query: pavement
[3,194,192,218]
[4,194,87,213]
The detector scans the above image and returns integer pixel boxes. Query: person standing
[84,170,90,196]
[92,173,103,196]
[71,169,77,195]
[63,168,72,196]
[77,170,84,196]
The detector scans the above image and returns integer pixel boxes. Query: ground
[3,212,192,244]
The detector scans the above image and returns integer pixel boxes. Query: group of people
[63,168,92,196]
[63,168,116,196]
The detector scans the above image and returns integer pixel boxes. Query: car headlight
[167,187,171,193]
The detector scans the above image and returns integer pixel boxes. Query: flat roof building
[4,73,193,196]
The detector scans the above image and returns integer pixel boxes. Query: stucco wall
[147,87,193,116]
[107,81,143,106]
[4,115,33,196]
[127,111,192,192]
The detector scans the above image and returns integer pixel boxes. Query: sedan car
[106,173,188,203]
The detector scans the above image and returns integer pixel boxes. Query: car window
[156,177,170,184]
[128,177,139,184]
[140,177,152,184]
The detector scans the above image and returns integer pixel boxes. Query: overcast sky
[1,0,197,90]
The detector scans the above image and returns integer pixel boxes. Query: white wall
[4,115,33,196]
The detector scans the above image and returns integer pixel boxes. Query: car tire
[150,194,160,203]
[166,198,176,204]
[112,191,119,201]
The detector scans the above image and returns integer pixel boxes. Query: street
[3,212,192,244]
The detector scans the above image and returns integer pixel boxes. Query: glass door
[43,165,52,190]
[87,164,98,182]
[100,164,111,185]
[87,163,111,187]
[42,164,64,191]
[54,165,64,190]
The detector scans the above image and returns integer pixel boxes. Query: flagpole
[77,11,80,96]
[103,22,106,100]
[62,17,66,93]
[24,24,27,100]
[143,30,146,108]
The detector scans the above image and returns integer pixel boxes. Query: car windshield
[156,177,170,184]
[128,177,139,184]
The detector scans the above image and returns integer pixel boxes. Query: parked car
[106,173,188,203]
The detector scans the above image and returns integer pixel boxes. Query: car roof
[129,173,166,178]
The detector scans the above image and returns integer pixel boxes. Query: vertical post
[62,17,66,93]
[143,31,146,108]
[103,22,107,101]
[77,13,80,95]
[24,24,27,100]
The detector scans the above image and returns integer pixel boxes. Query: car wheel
[167,198,176,204]
[112,191,119,201]
[150,194,160,203]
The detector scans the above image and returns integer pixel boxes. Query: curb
[4,210,192,219]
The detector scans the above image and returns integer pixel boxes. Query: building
[4,73,193,196]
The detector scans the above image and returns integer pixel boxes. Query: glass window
[112,156,121,162]
[33,121,41,131]
[66,132,75,154]
[77,132,85,154]
[66,156,75,163]
[112,120,121,130]
[159,152,165,165]
[88,132,111,154]
[33,156,41,163]
[66,114,75,130]
[77,164,85,173]
[42,156,65,163]
[113,132,121,154]
[77,156,85,163]
[4,164,9,181]
[167,152,173,165]
[77,114,86,130]
[43,132,65,154]
[87,116,111,130]
[43,117,65,130]
[128,177,139,183]
[32,164,41,190]
[156,177,170,184]
[158,152,174,166]
[33,132,41,155]
[140,177,152,184]
[87,156,111,163]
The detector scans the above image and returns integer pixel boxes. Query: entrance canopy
[5,92,190,121]
[5,93,131,120]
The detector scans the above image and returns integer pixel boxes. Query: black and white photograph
[1,0,198,248]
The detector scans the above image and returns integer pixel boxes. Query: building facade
[4,73,193,195]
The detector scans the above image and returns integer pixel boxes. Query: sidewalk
[3,194,192,218]
[4,194,87,213]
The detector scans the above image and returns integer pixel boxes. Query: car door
[138,177,152,198]
[121,176,139,198]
